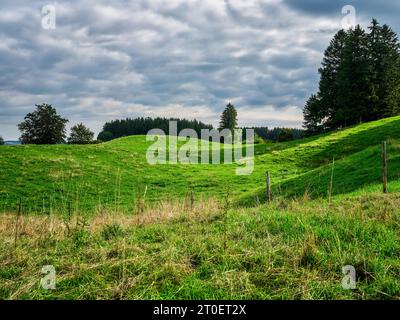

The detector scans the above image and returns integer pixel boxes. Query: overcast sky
[1,0,399,139]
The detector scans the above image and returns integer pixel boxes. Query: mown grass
[1,193,399,300]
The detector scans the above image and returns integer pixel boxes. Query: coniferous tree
[303,94,324,135]
[336,25,370,126]
[303,19,400,135]
[242,127,305,142]
[219,102,238,131]
[368,21,400,118]
[318,29,347,130]
[386,56,400,116]
[277,128,294,142]
[98,117,213,141]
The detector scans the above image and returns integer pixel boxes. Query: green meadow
[1,116,400,299]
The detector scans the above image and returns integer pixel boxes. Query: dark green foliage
[317,30,347,130]
[337,26,371,126]
[0,136,4,145]
[97,130,114,142]
[304,20,400,134]
[244,127,304,142]
[368,21,400,118]
[68,123,94,145]
[98,117,213,141]
[18,104,68,144]
[219,103,238,131]
[277,128,295,142]
[303,95,324,135]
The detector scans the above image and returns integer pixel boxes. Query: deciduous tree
[18,104,68,144]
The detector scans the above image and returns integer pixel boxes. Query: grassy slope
[1,116,400,212]
[1,117,400,299]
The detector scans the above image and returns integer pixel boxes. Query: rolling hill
[1,116,400,214]
[1,116,400,299]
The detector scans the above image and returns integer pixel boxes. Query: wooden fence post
[184,192,188,210]
[382,141,388,194]
[190,191,194,210]
[266,171,271,205]
[14,198,22,248]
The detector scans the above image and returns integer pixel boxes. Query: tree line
[246,127,305,143]
[99,102,304,143]
[98,117,213,141]
[11,102,304,145]
[304,19,400,135]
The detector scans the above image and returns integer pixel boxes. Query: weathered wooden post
[266,171,271,205]
[184,192,188,210]
[14,198,22,248]
[382,141,388,194]
[190,191,194,210]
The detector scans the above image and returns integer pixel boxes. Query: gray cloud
[0,0,397,139]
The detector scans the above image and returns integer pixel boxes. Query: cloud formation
[0,0,398,139]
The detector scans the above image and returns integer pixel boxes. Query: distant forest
[98,117,213,141]
[244,127,305,142]
[97,116,305,143]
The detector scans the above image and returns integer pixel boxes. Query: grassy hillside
[1,116,400,213]
[1,117,400,300]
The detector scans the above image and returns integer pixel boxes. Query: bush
[0,136,4,145]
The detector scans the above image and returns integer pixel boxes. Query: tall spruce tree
[337,25,370,126]
[318,29,347,130]
[219,102,238,131]
[368,20,400,118]
[303,94,324,135]
[303,19,400,135]
[386,56,400,116]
